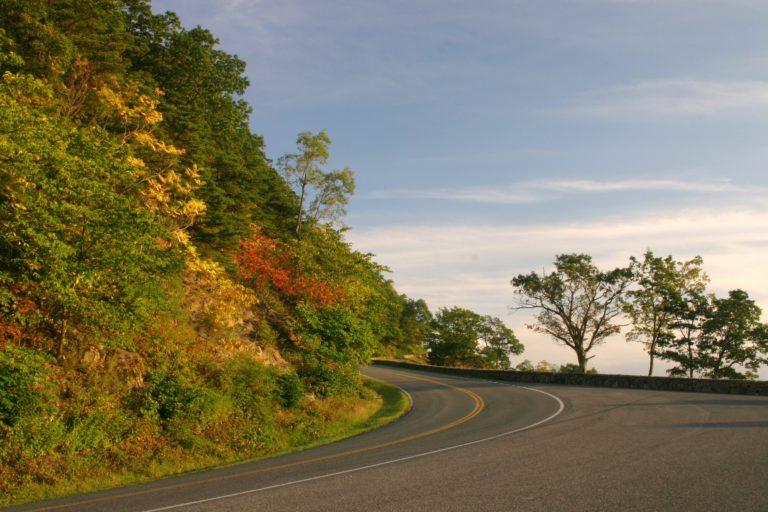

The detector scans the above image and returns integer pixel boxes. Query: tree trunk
[56,319,68,360]
[648,340,655,376]
[687,341,694,378]
[576,348,587,373]
[295,179,307,236]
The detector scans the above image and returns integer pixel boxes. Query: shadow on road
[660,421,768,429]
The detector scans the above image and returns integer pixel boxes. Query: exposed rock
[107,349,145,389]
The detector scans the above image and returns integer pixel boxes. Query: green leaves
[0,71,181,355]
[511,253,632,372]
[426,307,522,370]
[623,250,708,375]
[279,131,356,234]
[0,345,52,428]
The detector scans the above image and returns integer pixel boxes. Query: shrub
[223,357,277,420]
[276,371,304,408]
[297,361,360,398]
[134,371,201,424]
[0,346,52,428]
[558,363,598,375]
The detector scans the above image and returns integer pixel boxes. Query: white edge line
[141,375,565,512]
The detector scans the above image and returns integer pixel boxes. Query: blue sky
[155,0,768,376]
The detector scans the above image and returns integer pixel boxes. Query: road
[9,366,768,512]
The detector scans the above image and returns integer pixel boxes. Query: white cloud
[561,79,768,117]
[369,177,744,204]
[347,206,768,376]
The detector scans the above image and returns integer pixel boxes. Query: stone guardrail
[372,359,768,396]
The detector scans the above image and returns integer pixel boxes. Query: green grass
[3,376,410,508]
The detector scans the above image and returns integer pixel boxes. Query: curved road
[10,366,768,512]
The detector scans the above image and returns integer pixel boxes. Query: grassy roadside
[2,377,410,508]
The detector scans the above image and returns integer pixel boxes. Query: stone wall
[372,360,768,396]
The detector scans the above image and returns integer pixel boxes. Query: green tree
[279,131,355,235]
[427,307,522,369]
[125,11,294,249]
[657,289,708,378]
[697,290,768,379]
[511,254,632,373]
[624,250,708,376]
[477,316,522,369]
[0,72,180,357]
[398,297,433,356]
[514,359,534,371]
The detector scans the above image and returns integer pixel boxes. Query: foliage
[696,290,768,379]
[0,346,52,428]
[511,254,633,373]
[396,297,433,357]
[624,250,708,376]
[0,71,182,355]
[427,307,523,369]
[134,370,201,424]
[279,131,356,235]
[236,229,345,307]
[276,371,304,409]
[558,363,598,375]
[0,1,415,504]
[514,359,535,371]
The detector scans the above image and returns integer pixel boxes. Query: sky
[155,0,768,377]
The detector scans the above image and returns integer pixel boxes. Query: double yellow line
[25,372,485,512]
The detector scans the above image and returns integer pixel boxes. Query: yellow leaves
[99,81,205,244]
[98,81,184,157]
[184,252,257,338]
[98,82,163,127]
[142,166,206,228]
[131,131,184,156]
[126,156,145,169]
[180,198,206,219]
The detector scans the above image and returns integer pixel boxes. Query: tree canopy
[511,254,632,373]
[427,307,523,369]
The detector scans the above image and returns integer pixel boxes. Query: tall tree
[624,251,708,375]
[279,131,355,235]
[511,254,632,373]
[398,297,433,356]
[657,289,709,378]
[697,290,768,379]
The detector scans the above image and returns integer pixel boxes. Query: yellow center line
[25,372,485,512]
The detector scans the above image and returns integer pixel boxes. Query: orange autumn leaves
[236,229,344,307]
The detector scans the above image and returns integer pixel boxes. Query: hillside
[0,0,423,504]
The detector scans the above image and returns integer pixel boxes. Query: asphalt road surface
[9,366,768,512]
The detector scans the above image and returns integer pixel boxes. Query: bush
[558,363,598,375]
[223,357,277,420]
[297,361,360,398]
[134,371,201,424]
[0,346,52,428]
[276,371,304,408]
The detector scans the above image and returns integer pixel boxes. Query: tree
[125,11,295,249]
[511,254,632,373]
[657,289,708,378]
[477,316,522,369]
[279,131,355,235]
[0,72,181,357]
[426,307,522,369]
[398,297,433,356]
[624,250,708,375]
[514,359,535,371]
[697,290,768,379]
